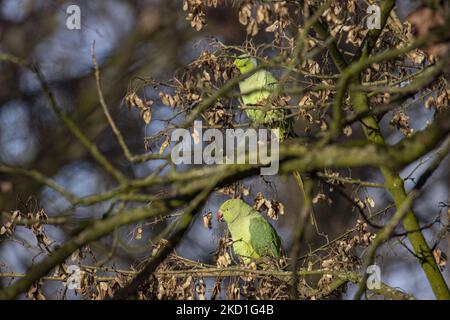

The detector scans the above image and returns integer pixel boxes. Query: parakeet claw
[216,211,223,221]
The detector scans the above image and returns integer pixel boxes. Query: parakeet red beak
[216,211,223,221]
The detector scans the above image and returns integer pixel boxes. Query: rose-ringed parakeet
[233,55,290,142]
[217,199,282,263]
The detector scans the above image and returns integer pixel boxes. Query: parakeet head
[233,55,258,74]
[217,199,251,223]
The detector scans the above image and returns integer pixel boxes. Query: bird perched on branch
[217,198,282,264]
[233,55,291,141]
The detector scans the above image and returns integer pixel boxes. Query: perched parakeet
[217,199,282,263]
[233,55,289,141]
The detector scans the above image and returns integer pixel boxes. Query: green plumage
[233,55,289,141]
[218,199,281,263]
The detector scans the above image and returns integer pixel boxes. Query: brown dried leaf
[202,212,212,229]
[159,135,170,155]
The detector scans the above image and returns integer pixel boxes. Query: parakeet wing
[248,214,281,258]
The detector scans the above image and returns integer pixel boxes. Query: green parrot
[233,55,290,141]
[217,198,282,264]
